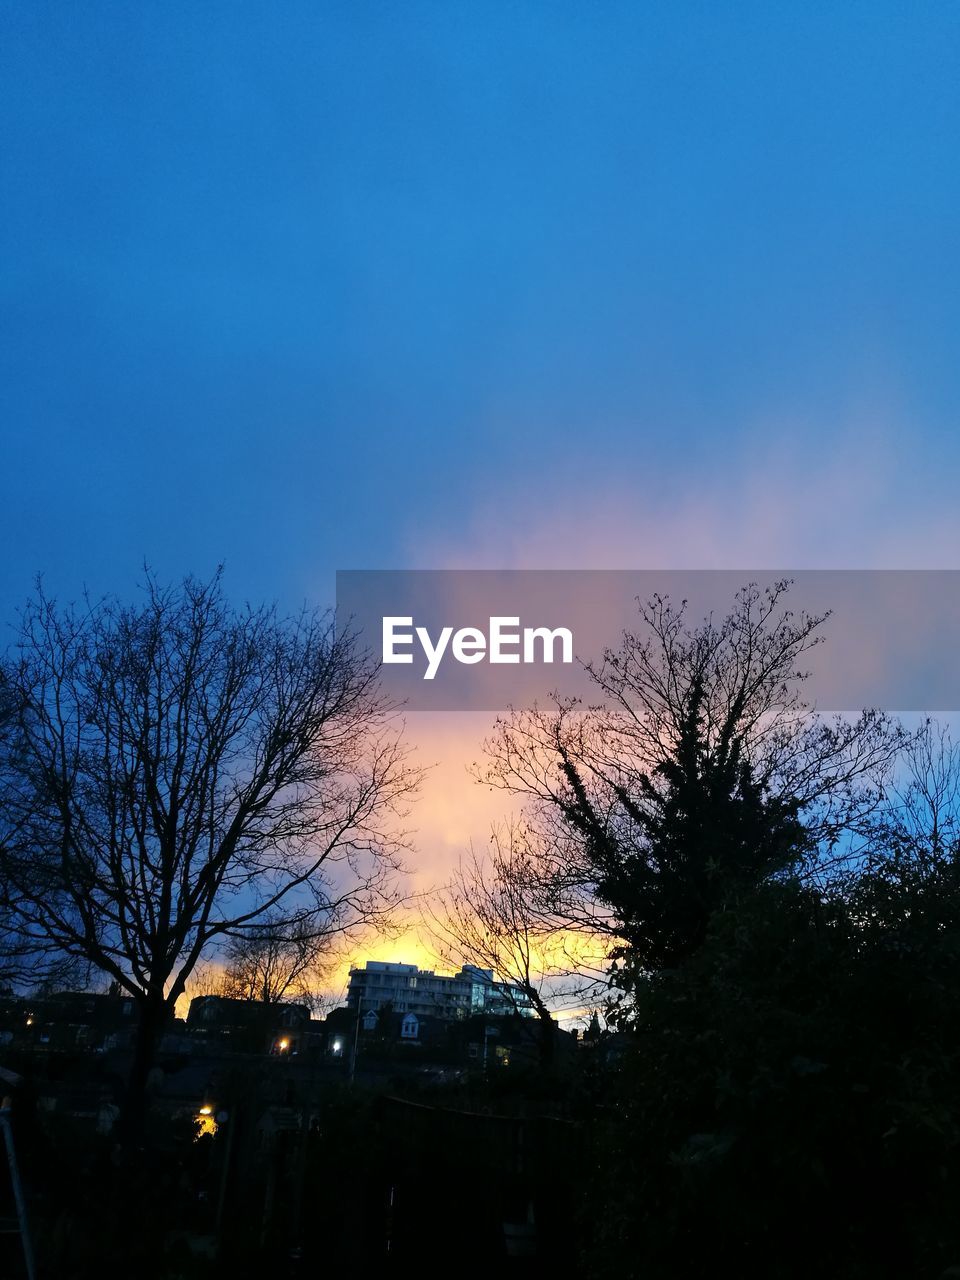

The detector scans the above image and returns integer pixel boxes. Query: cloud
[404,414,960,570]
[328,411,960,1002]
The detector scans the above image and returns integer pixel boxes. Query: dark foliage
[584,860,960,1279]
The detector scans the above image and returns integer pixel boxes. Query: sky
[2,2,959,995]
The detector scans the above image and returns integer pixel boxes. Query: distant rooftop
[351,959,495,981]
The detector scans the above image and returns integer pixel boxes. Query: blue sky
[2,1,959,621]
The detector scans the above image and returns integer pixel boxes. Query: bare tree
[0,664,86,992]
[0,571,418,1135]
[846,719,960,916]
[480,581,904,980]
[877,719,960,862]
[427,822,601,1068]
[218,909,335,1010]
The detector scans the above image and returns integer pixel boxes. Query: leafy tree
[481,581,903,1010]
[581,722,960,1278]
[584,853,960,1279]
[0,571,418,1135]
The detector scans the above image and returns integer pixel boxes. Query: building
[345,960,533,1021]
[0,989,138,1052]
[186,994,311,1054]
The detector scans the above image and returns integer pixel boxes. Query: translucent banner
[335,570,960,712]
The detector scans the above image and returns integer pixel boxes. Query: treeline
[432,582,960,1278]
[580,849,960,1278]
[2,574,959,1277]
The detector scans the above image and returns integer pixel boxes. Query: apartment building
[345,960,533,1020]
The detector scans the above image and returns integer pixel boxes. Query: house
[0,989,138,1052]
[186,995,311,1054]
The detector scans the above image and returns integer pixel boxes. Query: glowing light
[278,1037,290,1051]
[195,1105,218,1138]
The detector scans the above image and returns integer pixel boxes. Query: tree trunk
[118,994,170,1146]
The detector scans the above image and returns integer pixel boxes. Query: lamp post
[0,1099,36,1280]
[349,1000,362,1086]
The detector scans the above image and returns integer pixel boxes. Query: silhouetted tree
[585,852,960,1279]
[844,719,960,948]
[0,663,88,992]
[218,908,334,1011]
[427,823,575,1069]
[0,571,418,1136]
[868,718,960,863]
[481,581,903,1013]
